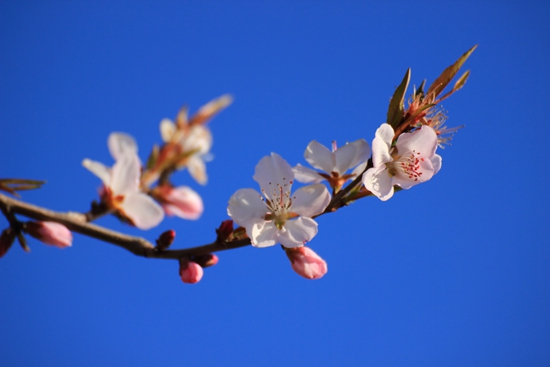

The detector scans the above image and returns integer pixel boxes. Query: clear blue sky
[1,1,549,366]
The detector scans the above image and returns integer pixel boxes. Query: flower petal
[160,119,176,143]
[395,126,438,157]
[108,132,138,161]
[110,153,141,195]
[292,164,324,184]
[371,136,392,168]
[161,186,203,220]
[291,184,331,218]
[334,139,371,174]
[279,217,318,248]
[375,123,395,146]
[82,159,111,186]
[304,141,334,173]
[187,155,207,185]
[392,158,434,189]
[247,219,278,248]
[227,188,267,227]
[432,154,442,175]
[120,192,164,230]
[253,153,294,200]
[363,167,394,201]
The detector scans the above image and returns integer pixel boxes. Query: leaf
[415,79,426,99]
[437,70,471,102]
[17,232,30,253]
[427,45,477,98]
[387,69,411,129]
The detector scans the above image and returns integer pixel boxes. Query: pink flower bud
[26,221,72,249]
[155,229,176,251]
[285,246,328,280]
[153,185,203,220]
[216,220,233,242]
[179,259,203,284]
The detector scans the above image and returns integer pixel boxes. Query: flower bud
[0,227,16,258]
[285,246,328,280]
[155,229,176,251]
[216,220,233,242]
[179,259,203,284]
[152,185,203,220]
[193,253,219,268]
[26,221,72,248]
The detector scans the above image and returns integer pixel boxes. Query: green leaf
[415,79,426,99]
[427,45,477,98]
[387,69,411,129]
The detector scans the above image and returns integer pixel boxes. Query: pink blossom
[285,246,328,279]
[179,259,203,284]
[152,185,203,220]
[26,221,72,248]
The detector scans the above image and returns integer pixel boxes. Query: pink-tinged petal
[247,220,278,248]
[279,217,318,248]
[432,154,442,175]
[159,119,176,142]
[120,193,164,230]
[187,155,207,185]
[392,159,434,189]
[82,159,111,186]
[159,186,204,220]
[371,136,392,168]
[334,139,371,174]
[179,259,203,284]
[363,167,394,201]
[285,246,328,280]
[110,153,141,195]
[27,221,72,248]
[291,184,331,218]
[292,164,324,184]
[304,141,334,173]
[182,125,212,154]
[395,126,438,157]
[375,123,394,145]
[108,132,138,161]
[253,153,294,200]
[227,188,267,227]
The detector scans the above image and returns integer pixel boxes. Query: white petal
[111,153,141,195]
[375,123,395,146]
[82,159,111,186]
[351,161,368,178]
[291,184,331,218]
[371,136,392,168]
[432,154,442,175]
[334,139,371,174]
[292,164,324,184]
[182,125,212,154]
[396,126,438,158]
[304,141,334,173]
[187,155,207,185]
[227,188,268,227]
[363,167,394,201]
[279,217,318,248]
[247,220,278,248]
[120,193,164,230]
[253,153,294,200]
[160,119,176,143]
[108,132,138,161]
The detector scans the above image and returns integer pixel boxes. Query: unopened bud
[179,259,203,284]
[26,221,72,249]
[0,227,16,258]
[156,229,176,251]
[193,254,219,268]
[216,220,234,242]
[285,246,328,280]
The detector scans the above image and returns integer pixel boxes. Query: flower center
[262,178,294,229]
[387,150,425,181]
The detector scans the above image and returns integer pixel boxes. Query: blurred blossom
[179,259,203,284]
[228,153,331,248]
[293,139,370,191]
[82,133,164,230]
[152,185,203,220]
[26,221,72,248]
[363,124,441,201]
[285,246,328,280]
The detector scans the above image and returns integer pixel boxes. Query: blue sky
[1,1,549,366]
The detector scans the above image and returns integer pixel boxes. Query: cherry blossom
[362,123,441,201]
[152,185,203,220]
[26,221,72,248]
[293,139,370,191]
[227,153,331,248]
[285,246,328,279]
[82,133,164,230]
